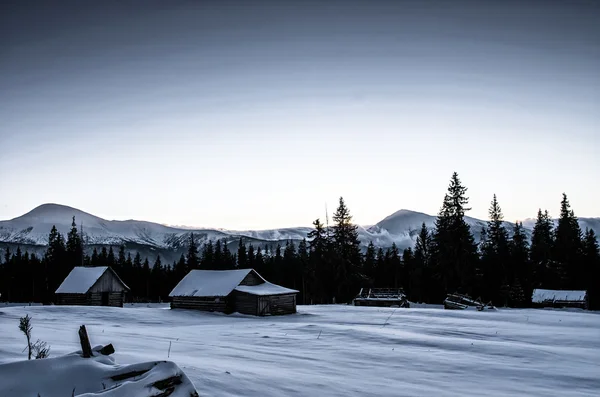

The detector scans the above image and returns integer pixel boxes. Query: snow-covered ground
[0,304,599,396]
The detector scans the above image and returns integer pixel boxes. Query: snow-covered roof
[169,269,258,297]
[532,289,587,303]
[234,282,298,296]
[55,266,114,294]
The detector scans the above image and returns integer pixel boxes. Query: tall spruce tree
[297,239,309,304]
[480,195,510,305]
[66,216,83,268]
[530,209,554,288]
[331,197,362,302]
[363,241,377,286]
[582,228,600,310]
[237,238,247,268]
[151,255,164,301]
[201,240,214,269]
[107,246,116,268]
[187,233,199,270]
[411,223,432,302]
[509,222,531,306]
[432,172,478,297]
[247,244,256,270]
[307,218,331,303]
[552,193,583,288]
[45,225,66,302]
[117,245,126,272]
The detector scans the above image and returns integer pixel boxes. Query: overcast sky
[1,0,598,229]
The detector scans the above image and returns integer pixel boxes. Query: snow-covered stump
[0,352,199,397]
[0,324,199,397]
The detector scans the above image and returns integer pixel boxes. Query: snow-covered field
[1,304,599,396]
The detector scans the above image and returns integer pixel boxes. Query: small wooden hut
[169,269,298,316]
[532,289,588,309]
[55,266,130,307]
[353,288,410,308]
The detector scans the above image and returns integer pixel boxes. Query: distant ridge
[1,204,599,254]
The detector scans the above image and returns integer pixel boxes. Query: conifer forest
[1,172,598,310]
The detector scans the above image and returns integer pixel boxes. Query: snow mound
[0,350,198,397]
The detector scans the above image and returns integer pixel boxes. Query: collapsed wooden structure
[353,288,410,308]
[532,289,588,309]
[443,293,495,311]
[169,269,298,316]
[55,266,130,307]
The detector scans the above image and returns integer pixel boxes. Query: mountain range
[1,204,599,264]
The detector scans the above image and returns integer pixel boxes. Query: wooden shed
[55,266,130,307]
[532,289,588,309]
[169,269,298,316]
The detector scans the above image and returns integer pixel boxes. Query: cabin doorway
[101,292,109,306]
[258,297,270,315]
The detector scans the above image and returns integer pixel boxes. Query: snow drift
[0,348,199,397]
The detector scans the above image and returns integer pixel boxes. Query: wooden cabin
[169,269,298,316]
[55,266,130,307]
[353,288,410,308]
[532,289,588,309]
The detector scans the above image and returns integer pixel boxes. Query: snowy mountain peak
[1,205,598,261]
[12,203,101,225]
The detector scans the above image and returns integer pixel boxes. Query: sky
[0,0,598,229]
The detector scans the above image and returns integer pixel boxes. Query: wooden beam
[78,325,93,358]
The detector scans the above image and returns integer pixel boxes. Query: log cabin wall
[232,291,259,315]
[170,296,229,312]
[266,294,296,315]
[55,294,87,305]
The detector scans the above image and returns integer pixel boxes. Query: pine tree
[389,243,403,289]
[247,244,256,269]
[151,255,163,301]
[331,197,362,302]
[66,216,83,268]
[99,247,109,267]
[175,253,187,279]
[129,252,141,298]
[296,239,309,304]
[509,222,532,306]
[308,218,332,303]
[201,240,214,269]
[91,248,99,266]
[432,172,478,298]
[530,209,554,288]
[411,223,432,302]
[213,240,222,269]
[142,257,151,300]
[254,244,265,275]
[117,245,126,272]
[187,233,199,270]
[552,193,583,288]
[107,247,116,268]
[237,238,247,268]
[480,194,510,305]
[375,247,386,287]
[363,241,377,285]
[582,228,600,309]
[45,225,66,302]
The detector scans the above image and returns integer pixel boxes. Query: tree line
[1,172,599,309]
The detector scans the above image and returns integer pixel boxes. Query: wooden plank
[78,325,93,358]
